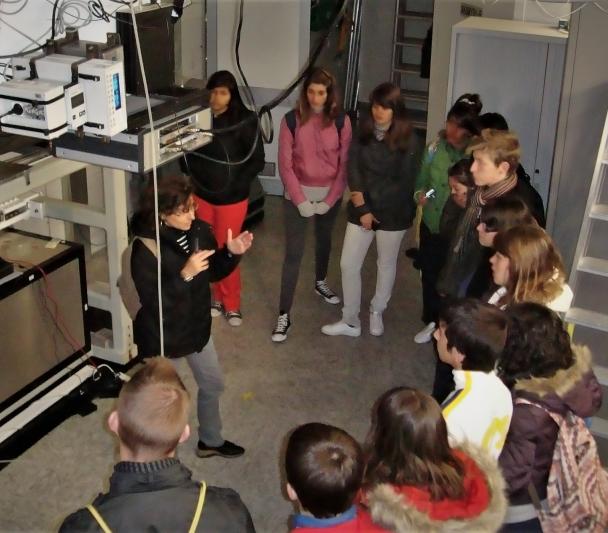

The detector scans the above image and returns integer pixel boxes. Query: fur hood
[365,442,507,532]
[514,344,591,399]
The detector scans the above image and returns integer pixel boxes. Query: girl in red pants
[182,70,265,326]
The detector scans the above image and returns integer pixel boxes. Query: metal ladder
[390,0,433,131]
[565,110,608,441]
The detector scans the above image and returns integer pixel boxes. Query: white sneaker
[321,320,361,337]
[210,301,223,318]
[225,310,243,327]
[414,322,436,344]
[369,310,384,336]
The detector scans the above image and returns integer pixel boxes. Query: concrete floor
[0,196,435,532]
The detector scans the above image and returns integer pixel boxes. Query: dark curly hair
[136,175,194,229]
[498,302,574,385]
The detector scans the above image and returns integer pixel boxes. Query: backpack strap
[515,397,563,427]
[134,236,158,258]
[285,109,297,139]
[335,111,345,137]
[86,504,112,533]
[188,481,207,533]
[285,109,346,143]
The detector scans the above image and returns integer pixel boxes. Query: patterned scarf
[454,173,518,253]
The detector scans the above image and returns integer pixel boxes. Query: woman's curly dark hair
[498,302,574,385]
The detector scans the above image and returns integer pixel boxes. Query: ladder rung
[578,257,608,277]
[590,204,608,221]
[566,307,608,332]
[591,417,608,440]
[395,37,425,47]
[393,62,420,74]
[594,365,608,387]
[401,89,429,102]
[399,10,433,20]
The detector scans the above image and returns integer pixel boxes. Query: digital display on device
[112,73,121,110]
[71,92,85,108]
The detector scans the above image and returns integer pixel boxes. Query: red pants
[194,196,248,312]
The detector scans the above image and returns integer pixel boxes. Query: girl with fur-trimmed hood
[361,387,507,532]
[498,303,602,532]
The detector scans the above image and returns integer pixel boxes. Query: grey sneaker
[369,310,384,336]
[414,322,436,344]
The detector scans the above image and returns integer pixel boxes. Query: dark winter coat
[499,346,602,506]
[181,109,265,205]
[131,216,239,358]
[365,443,507,532]
[347,134,422,231]
[59,458,255,532]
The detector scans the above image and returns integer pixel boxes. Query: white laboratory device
[35,55,87,130]
[78,59,127,136]
[0,79,68,139]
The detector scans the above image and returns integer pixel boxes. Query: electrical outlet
[461,3,483,17]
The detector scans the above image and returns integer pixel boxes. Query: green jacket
[414,137,465,234]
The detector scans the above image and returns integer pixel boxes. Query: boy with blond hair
[60,358,254,532]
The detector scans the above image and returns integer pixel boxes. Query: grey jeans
[278,199,341,312]
[171,338,225,447]
[340,222,406,327]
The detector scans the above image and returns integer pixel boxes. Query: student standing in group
[361,387,507,532]
[60,359,256,532]
[435,299,512,458]
[322,82,421,338]
[413,94,482,344]
[272,68,352,343]
[498,304,602,531]
[181,70,265,327]
[468,197,536,298]
[488,224,573,314]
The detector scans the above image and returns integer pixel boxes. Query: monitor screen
[71,92,85,108]
[112,73,122,110]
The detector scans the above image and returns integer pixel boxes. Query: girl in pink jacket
[271,68,352,342]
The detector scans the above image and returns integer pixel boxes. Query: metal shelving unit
[565,111,608,441]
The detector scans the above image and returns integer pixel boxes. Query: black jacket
[131,216,239,358]
[181,109,265,205]
[59,458,255,532]
[516,164,546,228]
[347,134,422,231]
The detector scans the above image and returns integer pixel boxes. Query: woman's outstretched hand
[226,228,254,255]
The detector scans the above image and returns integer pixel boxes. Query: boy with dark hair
[60,358,255,533]
[435,299,512,458]
[285,423,384,532]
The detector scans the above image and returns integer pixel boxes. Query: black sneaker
[271,313,291,342]
[315,280,340,304]
[196,440,245,459]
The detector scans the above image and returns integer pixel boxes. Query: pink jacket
[278,112,352,207]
